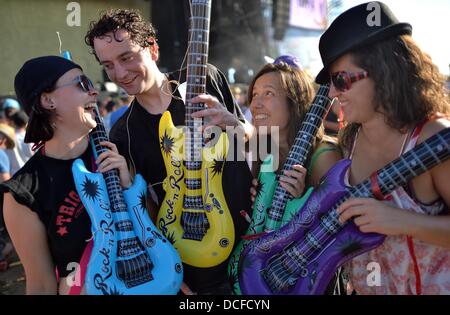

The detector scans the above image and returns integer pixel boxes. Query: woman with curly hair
[316,2,450,294]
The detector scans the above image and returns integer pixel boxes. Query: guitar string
[235,86,331,289]
[249,133,449,292]
[92,105,154,288]
[234,89,332,284]
[248,131,448,292]
[264,91,331,230]
[183,1,209,236]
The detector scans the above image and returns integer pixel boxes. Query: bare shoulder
[3,192,39,223]
[3,193,57,294]
[417,117,450,144]
[415,117,450,207]
[3,192,45,250]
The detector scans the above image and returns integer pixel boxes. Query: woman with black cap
[1,56,131,294]
[316,2,450,294]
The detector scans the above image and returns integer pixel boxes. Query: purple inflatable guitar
[239,127,450,295]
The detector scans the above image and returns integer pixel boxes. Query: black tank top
[1,145,94,277]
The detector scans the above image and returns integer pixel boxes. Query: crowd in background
[0,56,449,296]
[0,74,341,273]
[0,97,32,271]
[2,71,449,273]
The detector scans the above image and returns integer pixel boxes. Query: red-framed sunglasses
[330,71,369,92]
[55,75,95,93]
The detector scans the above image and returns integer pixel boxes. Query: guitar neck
[265,85,331,230]
[351,127,450,199]
[90,106,127,212]
[184,0,211,164]
[282,85,331,170]
[311,127,450,254]
[289,127,450,270]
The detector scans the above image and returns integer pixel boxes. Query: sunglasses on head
[330,71,369,92]
[273,55,303,69]
[55,75,95,93]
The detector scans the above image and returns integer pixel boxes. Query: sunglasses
[330,71,369,92]
[273,55,302,69]
[55,75,95,93]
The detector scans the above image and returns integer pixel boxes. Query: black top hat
[316,1,412,84]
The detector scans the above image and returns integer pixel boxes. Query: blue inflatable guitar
[67,51,183,294]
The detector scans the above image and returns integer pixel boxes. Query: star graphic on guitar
[57,226,68,236]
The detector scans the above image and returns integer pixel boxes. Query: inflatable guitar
[228,85,332,294]
[72,90,183,294]
[157,0,234,268]
[239,127,450,295]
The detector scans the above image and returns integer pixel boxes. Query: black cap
[316,1,412,84]
[14,55,82,116]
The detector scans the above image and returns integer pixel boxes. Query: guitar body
[239,127,450,295]
[73,159,183,294]
[239,159,385,295]
[228,155,313,294]
[229,85,332,294]
[157,111,235,267]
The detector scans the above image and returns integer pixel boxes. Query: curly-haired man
[85,9,253,295]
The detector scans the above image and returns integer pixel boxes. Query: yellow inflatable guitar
[157,0,235,268]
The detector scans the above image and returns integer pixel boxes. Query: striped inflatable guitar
[228,85,332,294]
[239,127,450,295]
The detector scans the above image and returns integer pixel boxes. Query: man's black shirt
[109,64,253,292]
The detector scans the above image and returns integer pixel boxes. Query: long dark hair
[248,62,317,149]
[248,62,334,174]
[339,35,450,151]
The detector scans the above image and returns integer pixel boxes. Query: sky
[343,0,450,75]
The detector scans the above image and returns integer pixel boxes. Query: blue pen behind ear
[57,31,72,61]
[62,50,72,61]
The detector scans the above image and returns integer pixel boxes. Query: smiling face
[328,53,377,124]
[93,29,159,96]
[47,68,98,134]
[250,71,290,138]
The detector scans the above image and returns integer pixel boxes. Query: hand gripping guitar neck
[239,127,450,295]
[157,0,235,268]
[67,52,183,294]
[227,84,332,294]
